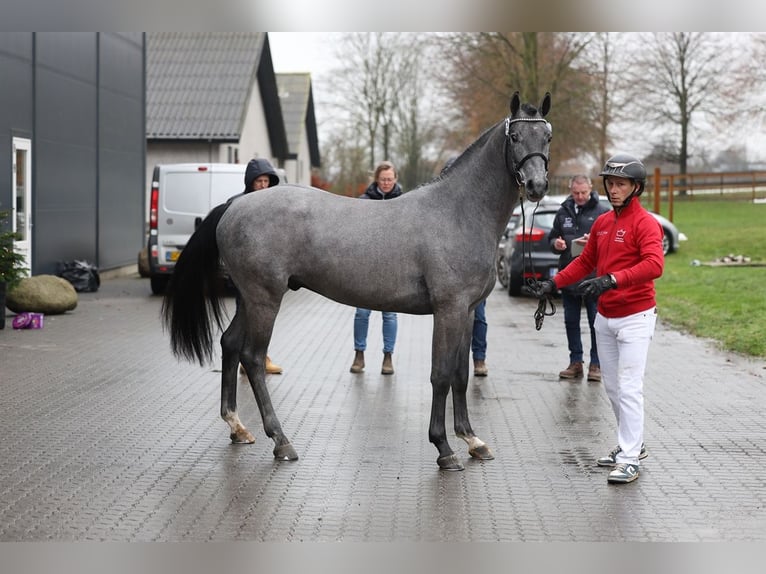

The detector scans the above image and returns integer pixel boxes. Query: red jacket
[552,199,664,318]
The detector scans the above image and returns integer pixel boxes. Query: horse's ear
[510,92,520,116]
[540,92,551,117]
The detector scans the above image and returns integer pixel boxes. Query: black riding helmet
[599,153,646,206]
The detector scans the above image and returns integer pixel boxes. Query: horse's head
[506,91,552,202]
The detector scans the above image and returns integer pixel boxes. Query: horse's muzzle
[523,178,549,202]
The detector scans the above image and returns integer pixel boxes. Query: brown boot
[587,364,601,382]
[473,359,488,377]
[350,350,365,373]
[381,352,394,375]
[265,356,283,375]
[559,362,584,379]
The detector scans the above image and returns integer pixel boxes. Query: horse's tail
[161,202,231,366]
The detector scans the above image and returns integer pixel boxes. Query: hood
[244,158,279,192]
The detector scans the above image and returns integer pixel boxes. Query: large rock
[6,275,78,314]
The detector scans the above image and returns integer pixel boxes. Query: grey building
[0,32,145,276]
[277,72,321,186]
[145,32,320,200]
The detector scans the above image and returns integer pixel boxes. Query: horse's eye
[510,132,520,143]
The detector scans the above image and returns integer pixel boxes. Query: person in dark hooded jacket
[237,157,284,375]
[244,157,280,193]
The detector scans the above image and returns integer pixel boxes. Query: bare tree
[322,33,445,192]
[726,33,766,162]
[320,126,369,197]
[389,37,449,187]
[627,33,740,174]
[432,32,600,173]
[580,33,636,168]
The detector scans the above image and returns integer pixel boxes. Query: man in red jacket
[532,153,664,484]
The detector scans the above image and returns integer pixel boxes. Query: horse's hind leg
[220,311,255,444]
[431,311,494,469]
[237,297,298,461]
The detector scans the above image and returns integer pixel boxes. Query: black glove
[524,279,555,299]
[579,274,616,298]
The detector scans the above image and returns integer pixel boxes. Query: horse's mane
[405,102,541,193]
[433,119,502,185]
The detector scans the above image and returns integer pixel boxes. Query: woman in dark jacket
[349,161,402,375]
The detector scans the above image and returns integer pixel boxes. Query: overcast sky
[269,32,338,76]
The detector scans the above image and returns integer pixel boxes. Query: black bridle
[506,116,555,330]
[504,116,551,188]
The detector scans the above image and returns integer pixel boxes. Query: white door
[12,137,32,273]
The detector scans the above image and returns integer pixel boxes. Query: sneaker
[587,364,601,382]
[608,463,639,484]
[473,360,488,377]
[597,443,648,467]
[559,362,583,379]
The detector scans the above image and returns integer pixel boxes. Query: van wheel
[150,275,169,295]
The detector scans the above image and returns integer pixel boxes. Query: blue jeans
[471,300,487,360]
[561,289,599,365]
[354,308,397,354]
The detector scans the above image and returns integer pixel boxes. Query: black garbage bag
[57,260,101,292]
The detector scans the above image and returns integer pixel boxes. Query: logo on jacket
[615,228,627,243]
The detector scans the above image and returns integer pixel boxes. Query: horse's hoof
[437,454,464,471]
[273,443,298,461]
[230,429,256,444]
[469,444,495,460]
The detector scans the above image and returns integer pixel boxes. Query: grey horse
[162,91,552,471]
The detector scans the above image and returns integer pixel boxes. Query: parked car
[498,195,683,296]
[495,219,515,288]
[499,197,563,296]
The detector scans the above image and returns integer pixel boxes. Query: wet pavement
[1,273,765,541]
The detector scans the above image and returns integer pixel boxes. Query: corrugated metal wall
[0,32,145,276]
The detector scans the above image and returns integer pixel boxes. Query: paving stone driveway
[1,275,765,541]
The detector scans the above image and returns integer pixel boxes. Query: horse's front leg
[220,312,255,444]
[430,311,475,471]
[452,373,494,462]
[451,311,494,462]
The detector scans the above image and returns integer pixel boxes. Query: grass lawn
[654,197,766,357]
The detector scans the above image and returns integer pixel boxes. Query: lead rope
[519,197,556,330]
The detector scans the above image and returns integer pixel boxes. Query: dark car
[498,195,683,296]
[495,219,515,288]
[499,198,563,296]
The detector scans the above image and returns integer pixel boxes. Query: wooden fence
[551,170,766,222]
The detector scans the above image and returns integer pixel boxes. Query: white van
[146,163,247,295]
